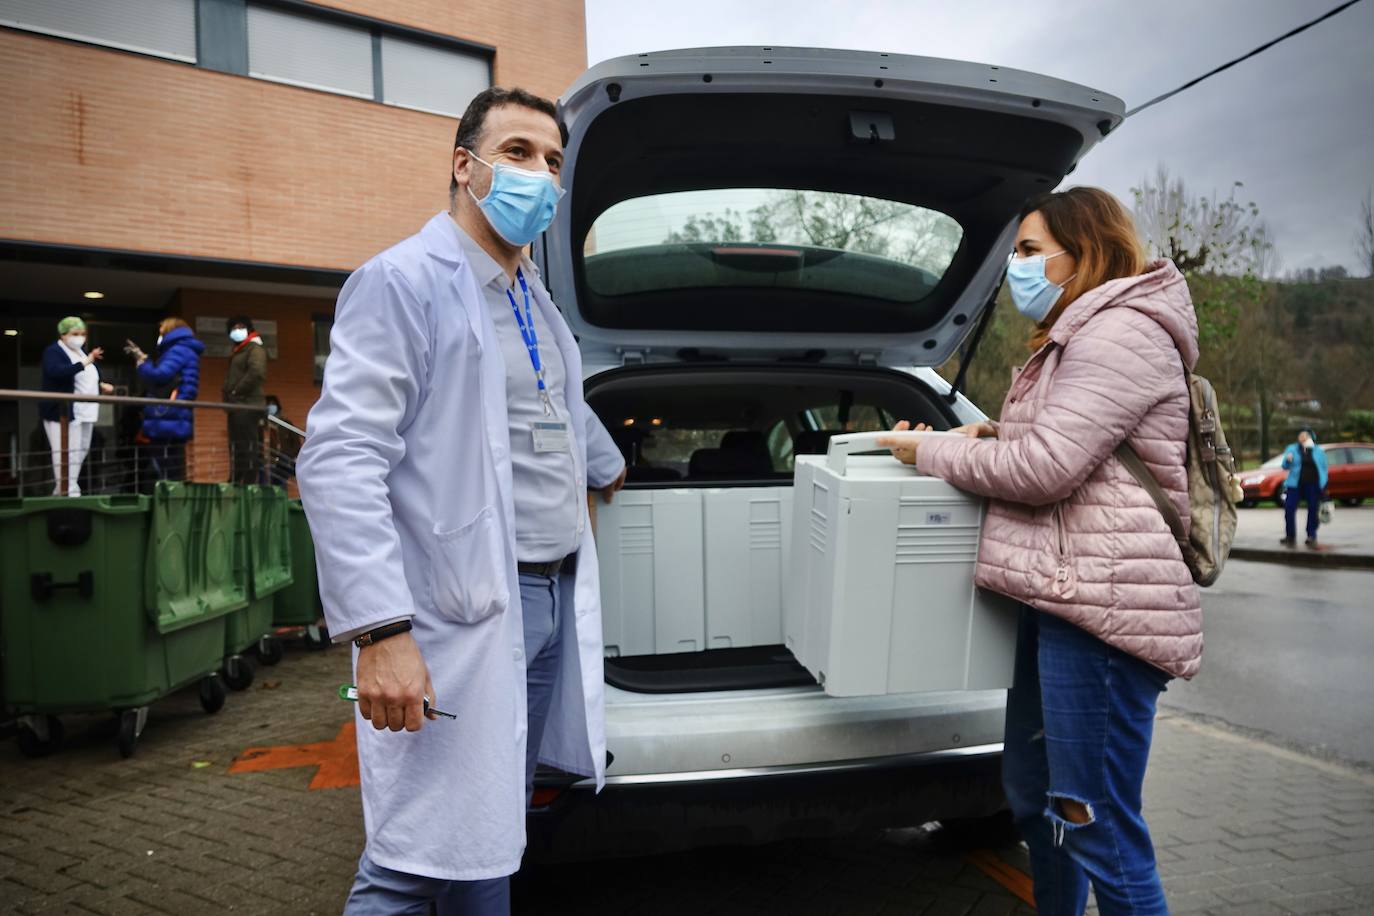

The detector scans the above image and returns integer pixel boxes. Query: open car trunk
[586,364,959,692]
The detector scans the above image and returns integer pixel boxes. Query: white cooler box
[784,432,1018,697]
[596,487,793,657]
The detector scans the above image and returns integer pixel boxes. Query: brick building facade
[0,0,587,491]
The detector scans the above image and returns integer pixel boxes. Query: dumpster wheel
[16,715,64,758]
[199,675,227,714]
[223,655,256,691]
[257,635,285,666]
[304,623,332,650]
[116,708,148,759]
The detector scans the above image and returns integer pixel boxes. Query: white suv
[527,46,1123,860]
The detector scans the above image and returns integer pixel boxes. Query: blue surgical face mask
[465,150,565,247]
[1007,250,1076,322]
[229,328,248,344]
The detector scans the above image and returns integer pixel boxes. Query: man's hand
[86,347,105,364]
[355,631,436,732]
[599,465,628,504]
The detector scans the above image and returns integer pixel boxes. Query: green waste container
[0,493,234,759]
[222,485,293,684]
[274,499,328,647]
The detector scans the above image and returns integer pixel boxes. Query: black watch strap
[353,619,413,648]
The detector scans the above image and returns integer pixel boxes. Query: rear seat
[688,430,774,480]
[610,427,683,483]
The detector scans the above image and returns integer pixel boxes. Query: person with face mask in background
[296,87,626,915]
[880,187,1200,915]
[223,316,268,485]
[1279,427,1328,548]
[40,316,114,495]
[126,317,205,489]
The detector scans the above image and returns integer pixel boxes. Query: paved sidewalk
[1232,503,1374,568]
[2,645,1372,915]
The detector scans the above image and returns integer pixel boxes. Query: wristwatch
[353,619,413,648]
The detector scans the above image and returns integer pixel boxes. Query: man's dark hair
[227,315,254,333]
[449,87,558,196]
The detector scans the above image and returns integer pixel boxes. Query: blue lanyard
[505,269,554,415]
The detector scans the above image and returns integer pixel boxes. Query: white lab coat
[297,213,625,881]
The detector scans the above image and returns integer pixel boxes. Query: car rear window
[1349,447,1374,464]
[589,368,950,485]
[584,188,963,303]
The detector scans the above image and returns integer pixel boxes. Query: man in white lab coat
[297,86,626,914]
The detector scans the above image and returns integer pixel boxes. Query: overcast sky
[584,0,1374,275]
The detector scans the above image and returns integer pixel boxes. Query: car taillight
[529,787,564,808]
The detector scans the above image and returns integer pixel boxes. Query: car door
[1324,447,1349,497]
[1345,446,1374,498]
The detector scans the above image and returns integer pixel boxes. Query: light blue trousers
[343,572,564,916]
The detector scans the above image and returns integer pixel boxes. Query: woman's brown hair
[1020,187,1146,350]
[158,317,189,336]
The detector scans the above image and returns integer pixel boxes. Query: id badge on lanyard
[508,270,570,453]
[532,420,570,453]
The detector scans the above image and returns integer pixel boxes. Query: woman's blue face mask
[1007,250,1076,322]
[465,150,565,247]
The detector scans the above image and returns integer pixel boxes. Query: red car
[1238,441,1374,507]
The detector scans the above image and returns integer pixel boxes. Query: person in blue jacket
[40,316,114,495]
[125,318,204,488]
[1280,427,1329,548]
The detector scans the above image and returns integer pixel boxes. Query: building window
[0,0,197,63]
[2,0,493,114]
[312,314,332,384]
[246,3,373,99]
[381,33,489,118]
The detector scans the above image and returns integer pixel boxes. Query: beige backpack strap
[1116,442,1193,563]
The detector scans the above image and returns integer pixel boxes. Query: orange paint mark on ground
[966,848,1036,908]
[229,721,360,789]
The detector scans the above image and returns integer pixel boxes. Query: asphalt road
[1164,558,1374,768]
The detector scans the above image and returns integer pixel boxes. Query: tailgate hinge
[855,350,879,366]
[619,348,647,366]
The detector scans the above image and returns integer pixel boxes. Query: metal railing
[0,389,303,498]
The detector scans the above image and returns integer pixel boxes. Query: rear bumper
[526,743,1006,862]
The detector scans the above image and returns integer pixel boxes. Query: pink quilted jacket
[917,260,1203,679]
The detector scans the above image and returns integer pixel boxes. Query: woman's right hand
[950,421,998,439]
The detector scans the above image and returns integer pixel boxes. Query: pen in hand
[338,684,456,720]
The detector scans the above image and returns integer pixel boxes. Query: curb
[1230,546,1374,571]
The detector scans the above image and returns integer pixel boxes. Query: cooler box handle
[825,430,960,475]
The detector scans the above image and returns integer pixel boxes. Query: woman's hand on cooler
[877,419,923,465]
[99,382,114,395]
[951,421,998,439]
[878,418,997,466]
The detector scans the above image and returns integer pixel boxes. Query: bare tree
[1356,187,1374,278]
[1250,222,1282,280]
[1131,164,1273,276]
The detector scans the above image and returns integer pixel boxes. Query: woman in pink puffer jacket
[882,187,1199,916]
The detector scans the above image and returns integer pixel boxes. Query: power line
[1124,0,1366,119]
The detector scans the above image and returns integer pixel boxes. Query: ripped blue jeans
[1003,606,1172,915]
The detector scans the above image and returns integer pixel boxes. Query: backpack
[1115,370,1243,587]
